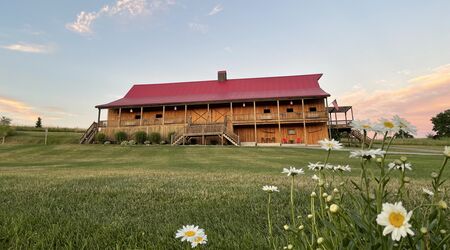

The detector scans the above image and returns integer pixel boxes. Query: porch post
[140,107,143,126]
[351,107,354,120]
[97,108,101,125]
[344,110,348,125]
[162,105,165,125]
[207,103,210,124]
[325,97,331,139]
[302,99,307,146]
[118,108,122,128]
[253,101,257,145]
[230,102,234,133]
[277,100,281,145]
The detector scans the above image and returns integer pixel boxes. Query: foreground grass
[0,145,448,249]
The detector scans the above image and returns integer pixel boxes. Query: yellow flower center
[389,212,405,227]
[384,121,394,128]
[185,231,196,237]
[363,125,371,129]
[194,236,204,242]
[327,143,333,147]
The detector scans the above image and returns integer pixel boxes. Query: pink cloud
[338,64,450,137]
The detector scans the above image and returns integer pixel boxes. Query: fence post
[44,128,48,145]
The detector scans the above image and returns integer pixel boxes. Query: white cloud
[208,4,223,16]
[224,46,232,53]
[66,0,175,34]
[0,42,53,54]
[188,22,208,33]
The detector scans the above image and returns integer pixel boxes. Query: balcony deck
[99,111,328,128]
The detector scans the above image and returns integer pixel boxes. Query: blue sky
[1,0,449,136]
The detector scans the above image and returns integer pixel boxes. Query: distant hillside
[13,126,86,133]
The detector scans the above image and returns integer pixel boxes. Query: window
[155,114,163,118]
[263,109,271,113]
[288,129,296,135]
[286,108,294,113]
[309,107,317,112]
[135,114,141,120]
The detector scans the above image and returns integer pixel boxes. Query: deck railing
[99,111,328,128]
[187,124,225,135]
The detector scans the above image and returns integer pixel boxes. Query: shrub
[134,131,147,144]
[128,140,136,145]
[148,132,161,144]
[115,131,127,143]
[95,133,107,144]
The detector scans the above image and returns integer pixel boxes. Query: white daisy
[422,188,434,196]
[332,165,351,172]
[350,119,374,132]
[282,166,305,176]
[312,174,320,181]
[349,149,386,159]
[376,118,400,134]
[262,185,279,193]
[393,115,417,135]
[175,225,204,242]
[318,138,343,151]
[388,161,412,171]
[190,233,207,248]
[444,146,450,158]
[376,202,415,241]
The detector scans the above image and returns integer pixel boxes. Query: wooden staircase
[350,129,372,146]
[80,122,98,144]
[171,122,240,146]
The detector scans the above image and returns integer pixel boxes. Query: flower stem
[267,193,274,249]
[290,176,296,227]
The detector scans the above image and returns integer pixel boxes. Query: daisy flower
[350,119,374,132]
[175,225,204,242]
[262,185,279,193]
[388,161,412,171]
[190,233,207,248]
[349,149,386,159]
[444,146,450,158]
[376,118,400,134]
[422,188,434,196]
[376,202,415,241]
[282,166,305,176]
[332,165,351,172]
[393,115,417,135]
[318,138,343,151]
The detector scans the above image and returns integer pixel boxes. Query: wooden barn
[82,71,332,146]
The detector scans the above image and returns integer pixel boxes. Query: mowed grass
[0,144,448,249]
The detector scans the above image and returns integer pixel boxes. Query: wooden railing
[186,124,225,135]
[100,111,328,128]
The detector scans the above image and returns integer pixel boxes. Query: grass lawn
[0,144,448,249]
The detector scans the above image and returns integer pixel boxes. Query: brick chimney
[218,70,227,82]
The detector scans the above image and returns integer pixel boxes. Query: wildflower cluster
[262,116,448,249]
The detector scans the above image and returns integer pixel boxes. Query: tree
[35,117,42,128]
[0,116,13,144]
[431,109,450,138]
[394,130,414,139]
[0,116,11,126]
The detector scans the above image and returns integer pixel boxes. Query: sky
[0,0,449,137]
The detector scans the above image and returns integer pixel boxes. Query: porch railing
[99,111,328,128]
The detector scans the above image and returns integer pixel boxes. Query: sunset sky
[1,0,449,137]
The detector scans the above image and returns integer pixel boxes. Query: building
[82,71,332,146]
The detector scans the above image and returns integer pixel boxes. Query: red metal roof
[96,73,330,108]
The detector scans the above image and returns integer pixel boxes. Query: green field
[0,143,448,249]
